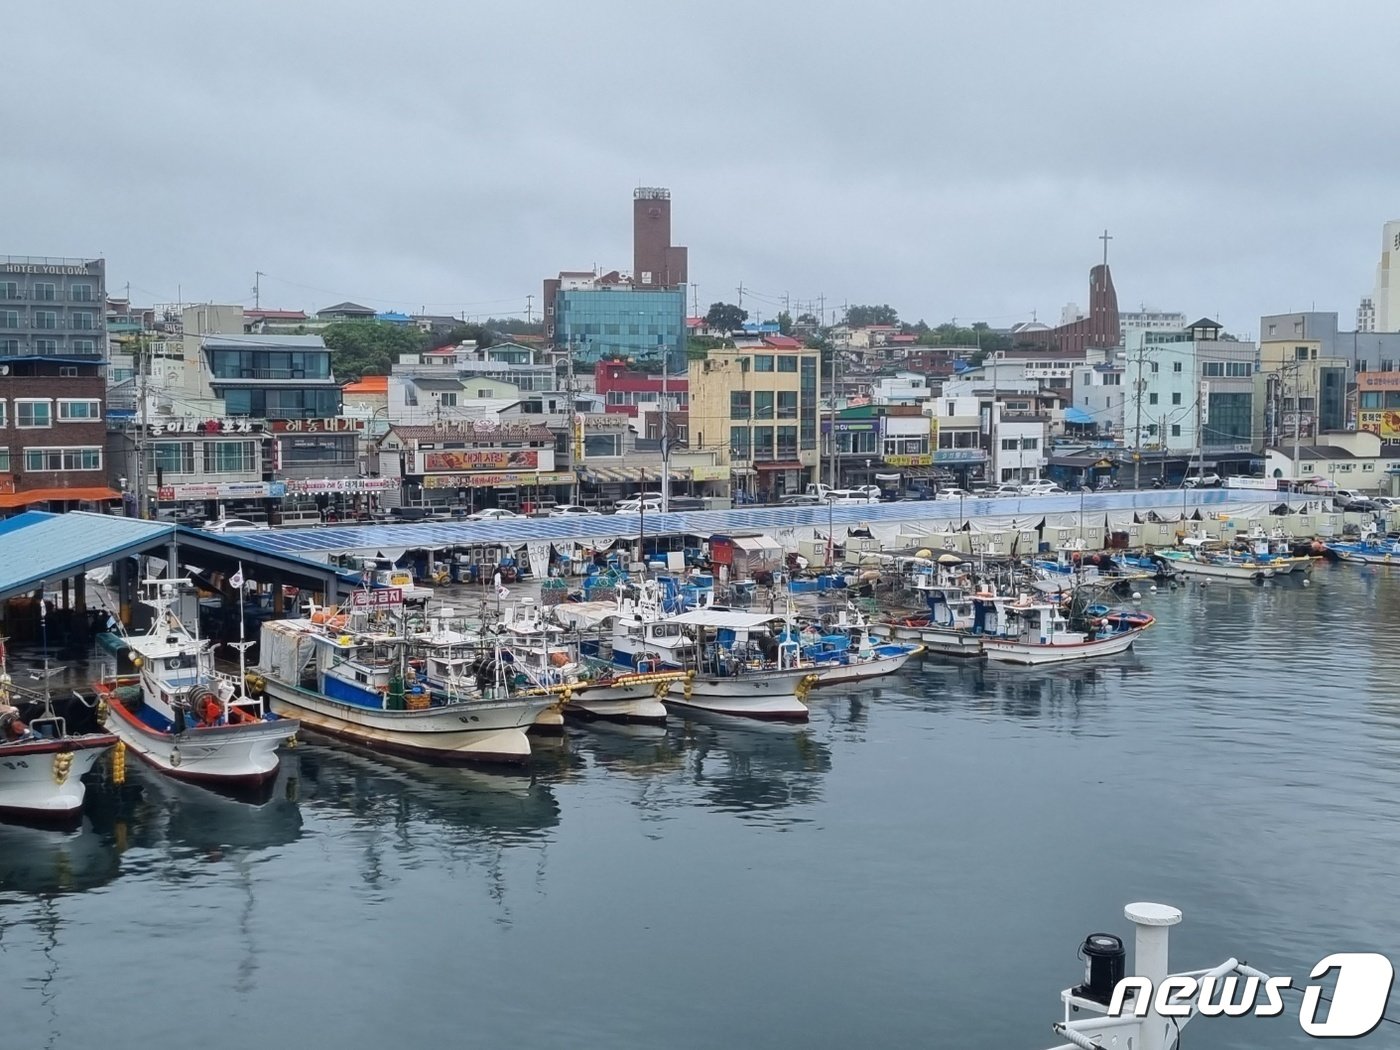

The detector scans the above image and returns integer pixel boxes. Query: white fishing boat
[973,593,1152,665]
[253,592,554,765]
[1040,902,1289,1050]
[783,606,923,685]
[498,600,676,724]
[1156,536,1275,581]
[552,579,697,671]
[0,637,117,822]
[95,579,297,786]
[871,554,986,657]
[660,607,815,721]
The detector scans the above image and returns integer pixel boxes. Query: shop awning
[580,467,687,483]
[753,460,803,471]
[0,487,121,509]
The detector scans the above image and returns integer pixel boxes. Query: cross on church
[1100,228,1112,267]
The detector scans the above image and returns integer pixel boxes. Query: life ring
[168,653,186,670]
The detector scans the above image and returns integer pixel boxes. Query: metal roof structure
[0,511,352,603]
[212,487,1301,559]
[0,512,175,601]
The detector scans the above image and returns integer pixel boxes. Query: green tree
[705,301,748,332]
[322,321,430,380]
[777,311,793,335]
[845,304,899,327]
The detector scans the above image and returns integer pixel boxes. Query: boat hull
[870,621,984,657]
[100,695,293,785]
[982,628,1142,665]
[1159,557,1272,580]
[0,736,116,820]
[809,646,922,685]
[262,679,551,765]
[665,670,813,722]
[564,681,669,724]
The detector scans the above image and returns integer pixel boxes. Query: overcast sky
[8,1,1399,338]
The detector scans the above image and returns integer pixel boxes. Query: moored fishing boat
[659,607,815,721]
[95,579,297,786]
[252,590,553,765]
[1326,523,1400,564]
[1155,539,1276,581]
[783,607,923,685]
[0,638,117,821]
[973,592,1152,665]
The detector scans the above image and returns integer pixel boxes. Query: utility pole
[253,271,264,310]
[525,294,533,324]
[134,334,149,519]
[691,283,699,318]
[1133,342,1148,489]
[736,283,744,311]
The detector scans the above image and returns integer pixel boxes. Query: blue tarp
[1064,405,1095,425]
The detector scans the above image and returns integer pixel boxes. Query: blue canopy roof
[1063,405,1095,425]
[0,512,175,601]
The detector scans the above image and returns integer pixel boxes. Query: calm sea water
[4,565,1399,1050]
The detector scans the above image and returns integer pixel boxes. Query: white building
[993,408,1047,485]
[1070,358,1126,436]
[1358,296,1376,333]
[870,371,931,405]
[1119,309,1187,342]
[1372,220,1400,332]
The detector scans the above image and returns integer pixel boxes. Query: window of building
[57,399,101,421]
[0,339,15,354]
[729,425,750,458]
[1021,437,1039,450]
[70,311,96,331]
[15,399,51,428]
[0,310,17,328]
[71,339,96,354]
[754,391,774,419]
[583,434,620,457]
[754,355,774,372]
[1171,392,1182,406]
[777,426,798,458]
[69,283,94,302]
[730,391,750,420]
[1295,347,1309,361]
[776,391,797,419]
[1150,361,1159,373]
[439,392,458,408]
[1204,392,1252,446]
[33,310,57,329]
[1171,424,1181,437]
[1202,361,1223,377]
[35,338,57,354]
[0,401,5,428]
[25,446,101,471]
[0,282,18,299]
[0,448,8,471]
[1173,361,1183,373]
[800,416,815,450]
[1000,438,1020,451]
[778,356,797,373]
[152,441,196,474]
[752,426,774,459]
[59,364,77,376]
[203,441,258,474]
[32,282,56,301]
[1149,392,1159,405]
[1147,424,1159,437]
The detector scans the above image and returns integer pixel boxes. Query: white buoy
[1148,584,1157,592]
[1303,579,1311,586]
[1132,591,1141,600]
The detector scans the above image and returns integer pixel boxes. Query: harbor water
[3,565,1398,1049]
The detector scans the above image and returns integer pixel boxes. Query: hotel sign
[0,263,94,275]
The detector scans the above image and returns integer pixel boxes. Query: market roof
[0,512,175,602]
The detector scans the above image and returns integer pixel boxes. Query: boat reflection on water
[292,740,562,847]
[83,757,305,860]
[660,709,833,821]
[0,817,122,897]
[916,653,1151,725]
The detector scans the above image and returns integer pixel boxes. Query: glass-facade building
[553,288,686,372]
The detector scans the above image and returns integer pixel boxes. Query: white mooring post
[1125,902,1183,1050]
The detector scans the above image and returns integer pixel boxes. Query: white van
[825,488,880,505]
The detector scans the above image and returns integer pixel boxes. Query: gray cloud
[7,0,1399,333]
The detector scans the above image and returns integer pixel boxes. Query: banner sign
[157,481,286,500]
[150,417,261,435]
[422,470,571,489]
[270,418,365,433]
[285,478,397,494]
[421,449,539,472]
[351,588,403,608]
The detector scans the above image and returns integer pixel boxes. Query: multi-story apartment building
[688,343,819,500]
[1124,319,1257,475]
[0,256,114,512]
[0,256,107,359]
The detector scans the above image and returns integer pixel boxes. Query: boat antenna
[229,563,254,702]
[39,590,52,713]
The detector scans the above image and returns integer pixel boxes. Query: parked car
[615,498,663,514]
[1372,496,1399,511]
[934,488,973,501]
[1345,499,1384,514]
[1020,481,1067,496]
[201,517,270,533]
[779,494,822,506]
[465,508,520,522]
[1183,472,1222,488]
[549,504,596,516]
[1330,489,1363,509]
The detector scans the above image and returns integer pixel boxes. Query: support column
[61,577,71,611]
[1126,902,1182,1050]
